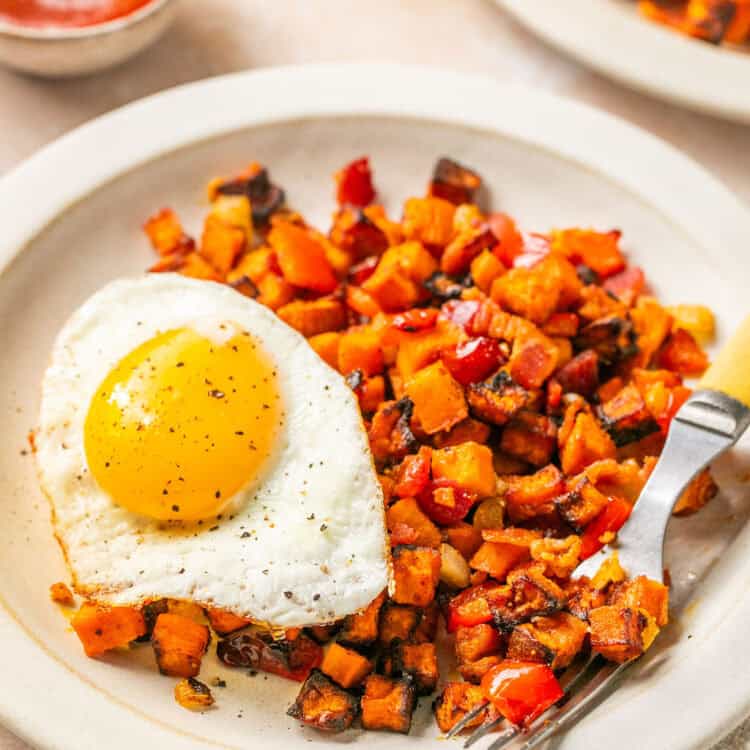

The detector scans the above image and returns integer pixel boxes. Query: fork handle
[700,314,750,408]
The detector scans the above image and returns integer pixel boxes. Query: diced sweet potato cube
[610,576,669,627]
[442,226,496,275]
[415,601,440,643]
[565,577,606,621]
[338,325,384,376]
[200,215,246,273]
[504,465,564,524]
[405,361,468,435]
[555,476,610,531]
[368,398,418,466]
[435,682,495,733]
[395,320,462,378]
[308,623,340,644]
[433,418,492,448]
[589,606,647,663]
[362,262,420,312]
[268,221,338,293]
[459,655,504,683]
[551,228,625,279]
[287,669,359,732]
[491,264,561,325]
[471,249,506,293]
[338,591,387,648]
[507,611,588,670]
[388,641,439,695]
[387,498,442,548]
[509,336,558,390]
[402,196,456,247]
[204,608,251,637]
[673,468,717,515]
[658,328,709,376]
[492,565,565,631]
[330,208,389,260]
[597,383,659,447]
[560,412,616,475]
[361,674,417,733]
[308,331,341,368]
[431,441,496,498]
[455,623,503,664]
[152,613,210,677]
[392,546,441,607]
[500,411,557,467]
[256,272,295,310]
[470,542,529,581]
[143,208,194,256]
[444,522,484,560]
[467,371,528,426]
[277,298,347,338]
[71,603,146,658]
[320,643,373,688]
[630,296,673,367]
[378,602,421,645]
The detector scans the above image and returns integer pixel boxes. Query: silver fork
[447,317,750,749]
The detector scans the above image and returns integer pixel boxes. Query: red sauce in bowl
[0,0,156,28]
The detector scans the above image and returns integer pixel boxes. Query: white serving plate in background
[0,64,749,750]
[497,0,750,123]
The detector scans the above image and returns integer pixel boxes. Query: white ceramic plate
[497,0,750,123]
[1,63,749,750]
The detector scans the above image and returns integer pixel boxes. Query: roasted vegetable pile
[57,154,717,733]
[636,0,750,45]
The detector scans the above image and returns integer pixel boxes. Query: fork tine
[463,716,503,748]
[480,654,607,750]
[519,661,631,750]
[445,702,489,739]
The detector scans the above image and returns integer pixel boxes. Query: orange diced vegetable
[71,603,146,658]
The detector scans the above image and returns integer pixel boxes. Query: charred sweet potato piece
[442,226,496,276]
[277,298,347,338]
[387,497,442,548]
[434,418,492,449]
[152,613,210,677]
[610,576,669,627]
[467,371,528,426]
[143,208,195,256]
[589,606,649,663]
[392,546,442,607]
[491,565,565,632]
[507,612,588,670]
[218,629,322,681]
[308,623,340,644]
[565,577,607,621]
[459,655,504,683]
[429,157,482,205]
[368,398,418,466]
[338,591,387,648]
[500,411,557,467]
[431,441,496,498]
[504,465,565,524]
[405,360,468,435]
[331,208,389,260]
[470,541,530,581]
[174,677,215,711]
[320,642,373,688]
[555,476,611,531]
[71,603,146,658]
[361,674,417,733]
[287,669,359,732]
[559,411,617,476]
[415,601,440,643]
[435,682,495,733]
[204,608,251,637]
[211,163,285,226]
[597,383,659,447]
[673,468,718,515]
[509,336,559,390]
[388,641,439,695]
[455,623,503,665]
[378,602,421,645]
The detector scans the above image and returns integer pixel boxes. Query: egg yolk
[84,327,281,521]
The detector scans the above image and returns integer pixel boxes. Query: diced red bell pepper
[348,255,380,285]
[417,478,477,526]
[441,299,481,332]
[656,385,691,435]
[393,447,432,498]
[555,349,599,397]
[657,328,709,376]
[443,337,506,386]
[580,497,632,560]
[488,213,524,266]
[480,660,563,727]
[392,308,439,333]
[603,266,646,304]
[335,156,376,207]
[446,582,504,632]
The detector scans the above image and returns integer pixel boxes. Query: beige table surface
[0,1,748,748]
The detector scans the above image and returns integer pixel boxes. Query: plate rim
[1,62,749,750]
[496,0,750,123]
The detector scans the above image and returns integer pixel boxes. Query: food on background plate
[635,0,750,46]
[40,154,716,735]
[0,0,156,28]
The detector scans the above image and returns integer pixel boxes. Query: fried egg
[37,274,389,626]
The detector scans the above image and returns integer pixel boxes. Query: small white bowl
[0,0,178,78]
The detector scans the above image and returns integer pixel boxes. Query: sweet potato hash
[636,0,750,45]
[51,155,717,733]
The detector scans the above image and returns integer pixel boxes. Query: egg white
[37,274,390,627]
